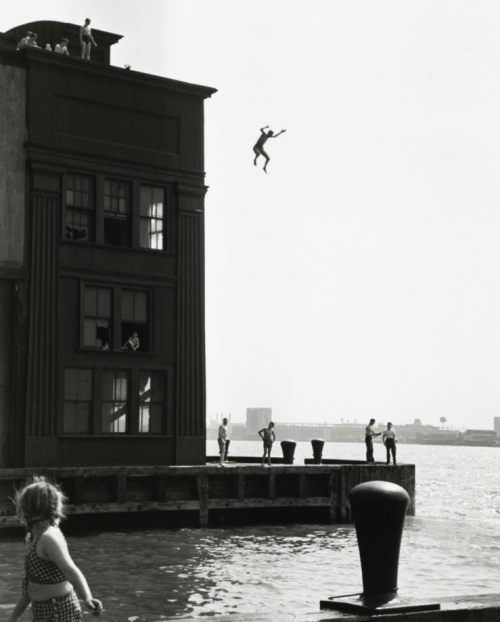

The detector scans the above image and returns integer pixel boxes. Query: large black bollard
[350,481,408,596]
[224,439,230,461]
[320,480,440,614]
[311,439,324,464]
[281,440,296,465]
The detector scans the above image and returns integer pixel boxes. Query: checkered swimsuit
[31,591,82,622]
[25,533,82,621]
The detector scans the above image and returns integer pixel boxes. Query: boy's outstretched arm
[260,126,269,134]
[271,129,286,138]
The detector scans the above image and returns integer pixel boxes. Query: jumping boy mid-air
[253,126,286,173]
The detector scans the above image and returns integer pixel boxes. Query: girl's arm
[8,594,31,622]
[42,531,103,615]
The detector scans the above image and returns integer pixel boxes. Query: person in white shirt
[218,418,229,467]
[382,422,397,465]
[55,38,69,55]
[17,31,32,50]
[365,418,381,463]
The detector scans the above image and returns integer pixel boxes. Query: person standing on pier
[382,422,397,465]
[258,421,276,466]
[218,418,229,467]
[365,418,381,464]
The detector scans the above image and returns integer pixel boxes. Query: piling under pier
[0,462,415,529]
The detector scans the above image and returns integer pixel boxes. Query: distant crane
[440,416,447,429]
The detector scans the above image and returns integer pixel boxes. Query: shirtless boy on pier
[253,126,286,173]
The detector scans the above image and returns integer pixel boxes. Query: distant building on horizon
[246,408,272,436]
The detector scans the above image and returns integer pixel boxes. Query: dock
[0,460,414,529]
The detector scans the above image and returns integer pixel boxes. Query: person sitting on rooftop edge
[55,38,69,55]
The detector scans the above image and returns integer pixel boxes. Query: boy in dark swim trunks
[258,421,276,466]
[253,126,286,173]
[80,18,97,60]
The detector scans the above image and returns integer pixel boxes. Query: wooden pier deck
[0,460,415,529]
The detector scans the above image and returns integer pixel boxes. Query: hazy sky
[5,1,500,430]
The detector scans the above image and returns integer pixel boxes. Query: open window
[104,179,131,246]
[121,289,150,352]
[83,286,112,349]
[65,174,94,242]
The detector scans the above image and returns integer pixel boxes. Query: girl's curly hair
[14,476,68,534]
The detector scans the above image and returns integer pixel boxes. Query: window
[65,174,94,242]
[140,186,164,250]
[84,286,112,349]
[102,370,128,433]
[64,368,92,433]
[139,372,164,433]
[104,179,130,246]
[121,289,149,351]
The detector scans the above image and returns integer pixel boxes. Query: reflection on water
[1,443,500,620]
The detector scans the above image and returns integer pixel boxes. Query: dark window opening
[104,179,130,247]
[65,174,94,242]
[64,368,92,434]
[121,290,149,351]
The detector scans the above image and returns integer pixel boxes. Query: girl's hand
[85,598,103,616]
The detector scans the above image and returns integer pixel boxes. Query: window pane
[78,370,92,400]
[64,403,77,434]
[139,404,150,433]
[76,402,90,433]
[97,288,111,317]
[134,292,147,322]
[150,405,162,434]
[122,290,133,321]
[115,374,128,401]
[140,220,150,248]
[152,187,164,207]
[140,187,151,216]
[84,287,96,316]
[83,319,97,347]
[66,190,74,206]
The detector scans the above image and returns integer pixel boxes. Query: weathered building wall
[0,64,25,268]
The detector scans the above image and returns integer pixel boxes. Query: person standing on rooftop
[80,18,97,60]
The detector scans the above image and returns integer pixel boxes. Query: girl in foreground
[9,476,103,622]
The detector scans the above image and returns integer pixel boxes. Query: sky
[4,1,500,430]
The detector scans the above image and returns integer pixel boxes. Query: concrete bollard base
[320,591,440,615]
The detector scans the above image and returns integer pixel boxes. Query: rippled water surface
[1,442,499,620]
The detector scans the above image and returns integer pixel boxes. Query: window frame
[63,173,95,243]
[63,368,94,434]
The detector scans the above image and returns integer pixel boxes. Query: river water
[1,442,499,620]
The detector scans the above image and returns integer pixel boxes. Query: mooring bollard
[320,480,440,615]
[311,439,324,464]
[224,439,230,461]
[281,440,296,464]
[350,481,408,596]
